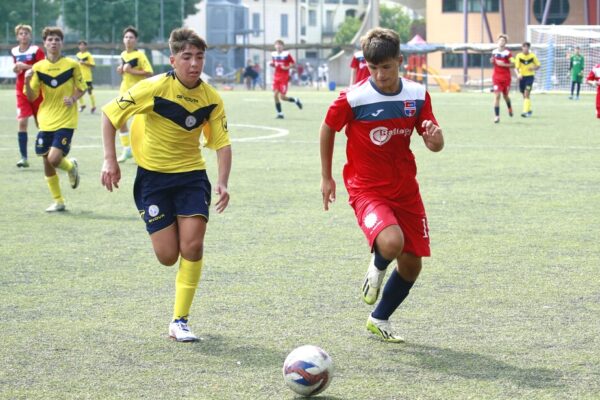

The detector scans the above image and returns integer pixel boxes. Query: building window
[533,0,569,25]
[342,0,359,4]
[309,10,317,26]
[442,0,499,12]
[345,9,356,18]
[252,13,261,36]
[324,10,335,33]
[442,53,493,68]
[325,0,339,4]
[281,14,289,37]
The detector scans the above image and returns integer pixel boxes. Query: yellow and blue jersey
[514,52,540,77]
[26,57,87,131]
[119,49,153,94]
[76,51,95,82]
[103,71,230,173]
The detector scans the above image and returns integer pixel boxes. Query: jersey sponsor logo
[117,91,136,110]
[176,94,199,104]
[371,109,384,117]
[37,68,74,89]
[404,100,416,117]
[369,126,412,146]
[153,97,217,131]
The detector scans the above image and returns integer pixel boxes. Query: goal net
[527,25,600,93]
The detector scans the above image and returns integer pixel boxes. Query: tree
[334,17,361,47]
[0,0,59,44]
[379,4,412,44]
[63,0,201,44]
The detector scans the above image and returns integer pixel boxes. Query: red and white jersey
[271,51,295,81]
[11,44,45,91]
[350,50,370,84]
[491,48,512,82]
[588,64,600,90]
[325,78,438,202]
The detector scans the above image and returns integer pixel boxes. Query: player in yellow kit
[514,42,541,118]
[101,27,232,342]
[24,27,87,212]
[76,40,96,113]
[116,26,154,163]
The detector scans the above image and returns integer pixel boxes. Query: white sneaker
[169,318,199,342]
[366,315,405,343]
[46,202,66,212]
[362,256,387,305]
[117,147,132,163]
[67,158,79,189]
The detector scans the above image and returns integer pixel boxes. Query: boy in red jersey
[350,50,370,85]
[11,24,45,168]
[490,34,513,123]
[320,28,444,343]
[587,63,600,119]
[270,39,302,119]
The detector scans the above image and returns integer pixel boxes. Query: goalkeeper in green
[569,46,584,100]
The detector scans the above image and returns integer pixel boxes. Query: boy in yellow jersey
[514,42,541,118]
[101,27,232,342]
[116,26,154,163]
[76,40,96,113]
[24,27,87,212]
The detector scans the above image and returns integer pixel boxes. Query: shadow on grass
[403,343,563,389]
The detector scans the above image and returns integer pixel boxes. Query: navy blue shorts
[519,76,535,93]
[133,167,212,234]
[35,128,74,156]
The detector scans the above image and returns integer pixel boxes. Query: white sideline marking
[0,123,289,150]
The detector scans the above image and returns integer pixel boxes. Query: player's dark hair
[14,24,32,36]
[79,40,87,45]
[497,34,508,41]
[361,28,400,65]
[123,26,138,38]
[169,28,207,54]
[42,27,64,41]
[274,39,285,46]
[522,41,531,48]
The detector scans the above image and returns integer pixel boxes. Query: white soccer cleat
[45,202,66,212]
[366,315,405,343]
[362,257,387,305]
[169,318,199,342]
[117,147,133,163]
[67,158,80,189]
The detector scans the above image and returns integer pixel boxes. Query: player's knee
[155,249,179,266]
[376,233,404,259]
[47,154,62,167]
[180,240,204,261]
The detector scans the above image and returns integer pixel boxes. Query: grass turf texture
[0,87,599,399]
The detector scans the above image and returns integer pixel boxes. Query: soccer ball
[282,345,334,397]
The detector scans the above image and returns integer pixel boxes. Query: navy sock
[373,249,392,271]
[287,97,296,103]
[506,100,512,110]
[18,131,27,159]
[571,81,576,96]
[371,269,415,320]
[275,102,282,113]
[576,83,581,96]
[494,106,499,117]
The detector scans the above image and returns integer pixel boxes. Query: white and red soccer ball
[283,345,334,397]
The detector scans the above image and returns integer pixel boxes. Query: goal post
[526,25,600,93]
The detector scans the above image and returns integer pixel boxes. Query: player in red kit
[586,63,600,119]
[11,24,45,168]
[271,39,302,119]
[350,50,370,85]
[320,28,444,343]
[490,34,513,123]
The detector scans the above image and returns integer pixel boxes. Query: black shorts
[519,76,534,93]
[133,167,212,234]
[35,128,74,156]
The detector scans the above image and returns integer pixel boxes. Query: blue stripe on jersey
[352,99,424,121]
[37,69,74,88]
[153,96,217,131]
[15,54,35,62]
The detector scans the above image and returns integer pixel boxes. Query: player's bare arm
[319,122,336,211]
[23,69,38,102]
[214,145,232,213]
[100,112,121,192]
[421,120,444,152]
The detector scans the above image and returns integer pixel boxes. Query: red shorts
[16,91,41,120]
[272,78,289,95]
[351,196,431,257]
[493,78,511,96]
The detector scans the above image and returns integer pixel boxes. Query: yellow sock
[90,93,96,108]
[45,174,64,203]
[119,131,130,148]
[58,157,73,172]
[523,98,531,113]
[173,257,203,320]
